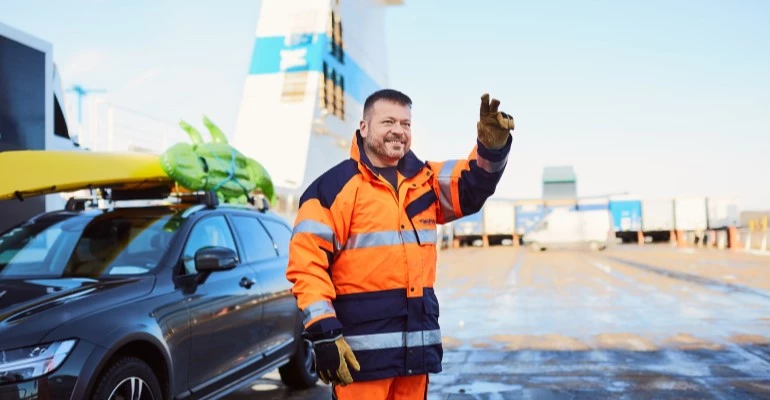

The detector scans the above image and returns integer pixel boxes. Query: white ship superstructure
[232,0,404,221]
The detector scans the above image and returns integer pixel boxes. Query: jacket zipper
[364,165,413,246]
[397,180,407,245]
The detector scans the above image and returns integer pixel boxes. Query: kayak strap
[207,145,250,200]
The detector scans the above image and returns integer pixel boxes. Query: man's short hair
[363,89,412,119]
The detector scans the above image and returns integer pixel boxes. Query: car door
[181,214,265,393]
[254,216,298,356]
[230,214,296,357]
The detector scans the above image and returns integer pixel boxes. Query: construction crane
[67,84,106,124]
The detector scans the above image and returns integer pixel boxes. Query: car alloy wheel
[107,377,155,400]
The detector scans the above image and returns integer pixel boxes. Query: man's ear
[359,119,368,137]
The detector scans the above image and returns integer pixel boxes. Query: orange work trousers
[332,374,428,400]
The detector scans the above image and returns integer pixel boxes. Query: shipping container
[482,198,516,235]
[642,199,675,231]
[609,197,642,232]
[452,211,483,237]
[577,197,609,211]
[706,197,740,229]
[439,222,455,248]
[515,203,545,235]
[435,223,450,250]
[674,197,708,231]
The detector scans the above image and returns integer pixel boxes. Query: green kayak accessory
[160,116,276,206]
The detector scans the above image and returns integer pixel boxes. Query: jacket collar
[350,130,425,179]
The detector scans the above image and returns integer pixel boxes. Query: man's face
[360,100,412,167]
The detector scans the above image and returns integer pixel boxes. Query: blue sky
[1,0,768,210]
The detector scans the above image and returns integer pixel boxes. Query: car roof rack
[59,182,271,217]
[169,190,269,212]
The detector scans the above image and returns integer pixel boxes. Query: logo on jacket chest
[418,218,436,226]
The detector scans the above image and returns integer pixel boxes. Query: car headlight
[0,339,77,383]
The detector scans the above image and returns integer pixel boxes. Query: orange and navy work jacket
[286,130,511,381]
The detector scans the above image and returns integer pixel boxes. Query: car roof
[30,198,279,227]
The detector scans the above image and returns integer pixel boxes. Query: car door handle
[239,277,256,289]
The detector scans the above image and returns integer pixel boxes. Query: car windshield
[0,208,183,279]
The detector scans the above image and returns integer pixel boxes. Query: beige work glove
[477,93,515,150]
[313,335,361,386]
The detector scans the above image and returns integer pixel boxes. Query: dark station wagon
[0,189,317,399]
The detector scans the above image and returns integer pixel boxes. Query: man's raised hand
[477,93,514,150]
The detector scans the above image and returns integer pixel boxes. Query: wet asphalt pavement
[226,244,770,399]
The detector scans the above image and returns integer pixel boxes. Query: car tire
[278,335,319,389]
[91,357,163,400]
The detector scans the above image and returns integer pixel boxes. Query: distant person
[286,88,515,399]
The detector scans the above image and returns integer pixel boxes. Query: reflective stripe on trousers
[345,329,442,352]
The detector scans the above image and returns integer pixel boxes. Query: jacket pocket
[423,289,440,317]
[406,190,438,220]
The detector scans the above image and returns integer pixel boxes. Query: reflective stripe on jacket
[287,130,511,381]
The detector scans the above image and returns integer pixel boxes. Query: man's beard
[365,134,407,162]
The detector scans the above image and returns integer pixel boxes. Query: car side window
[182,216,237,275]
[231,216,277,263]
[261,219,292,257]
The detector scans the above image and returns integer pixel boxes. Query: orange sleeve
[287,197,342,332]
[285,160,358,336]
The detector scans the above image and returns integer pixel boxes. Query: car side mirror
[194,246,239,273]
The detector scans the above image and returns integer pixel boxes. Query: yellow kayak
[0,150,172,200]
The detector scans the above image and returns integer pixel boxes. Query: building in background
[542,165,577,200]
[0,21,79,232]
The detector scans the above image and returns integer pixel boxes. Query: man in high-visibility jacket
[286,88,514,399]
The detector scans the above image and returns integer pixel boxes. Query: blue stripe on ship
[248,33,381,104]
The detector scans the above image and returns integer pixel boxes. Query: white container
[522,207,612,250]
[674,197,708,231]
[642,199,675,231]
[706,197,740,229]
[482,199,516,235]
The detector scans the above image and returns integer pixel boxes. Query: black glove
[313,334,361,386]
